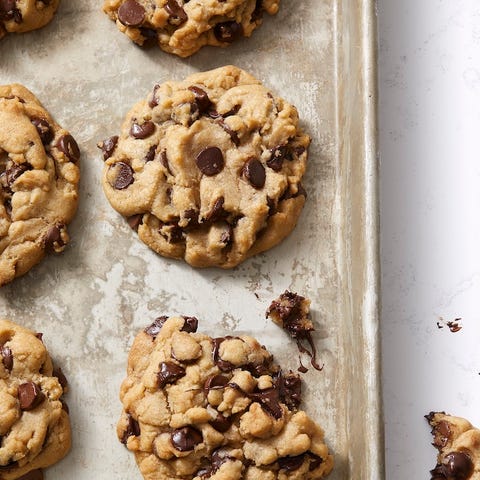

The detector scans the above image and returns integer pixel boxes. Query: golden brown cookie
[426,411,480,479]
[100,66,309,269]
[0,84,80,286]
[0,319,71,480]
[102,0,280,57]
[117,316,334,480]
[0,0,59,40]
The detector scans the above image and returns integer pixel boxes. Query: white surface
[379,0,480,478]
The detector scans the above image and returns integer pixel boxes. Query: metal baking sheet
[0,0,382,478]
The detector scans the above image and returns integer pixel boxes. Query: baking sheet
[0,0,382,478]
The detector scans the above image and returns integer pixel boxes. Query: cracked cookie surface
[117,316,333,480]
[426,412,480,479]
[0,319,71,480]
[101,65,309,268]
[0,84,80,286]
[102,0,280,57]
[0,0,59,40]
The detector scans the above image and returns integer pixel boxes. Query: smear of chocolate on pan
[437,316,463,333]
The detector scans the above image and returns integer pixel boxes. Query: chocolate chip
[205,197,227,223]
[209,412,232,433]
[43,225,65,253]
[170,426,203,452]
[204,374,229,394]
[220,225,233,246]
[149,84,160,108]
[243,158,265,188]
[266,196,277,216]
[127,213,143,231]
[144,144,156,162]
[441,452,474,479]
[157,362,186,388]
[165,0,187,25]
[308,454,323,471]
[121,413,140,444]
[182,316,198,333]
[214,21,244,42]
[98,135,118,161]
[112,162,134,190]
[188,86,212,114]
[117,0,145,26]
[2,163,31,189]
[267,145,290,171]
[144,316,168,339]
[1,345,13,371]
[130,121,155,139]
[53,367,68,389]
[278,454,306,472]
[57,135,80,162]
[195,147,224,176]
[31,118,53,145]
[217,119,239,146]
[184,209,200,230]
[18,382,45,411]
[17,469,44,480]
[159,221,184,244]
[280,183,307,201]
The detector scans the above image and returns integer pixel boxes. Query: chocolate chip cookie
[426,412,480,479]
[0,84,80,286]
[0,319,71,480]
[0,0,59,40]
[101,66,309,268]
[102,0,280,57]
[117,315,333,480]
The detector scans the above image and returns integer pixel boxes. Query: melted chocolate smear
[157,361,186,388]
[211,337,236,372]
[298,357,308,374]
[121,413,140,444]
[144,316,168,339]
[1,345,13,371]
[98,135,119,161]
[171,426,203,452]
[204,374,229,395]
[297,333,324,372]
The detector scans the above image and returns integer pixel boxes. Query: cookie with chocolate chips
[0,0,59,40]
[102,0,280,57]
[0,84,80,286]
[101,65,309,268]
[0,319,71,480]
[426,412,479,480]
[117,315,333,480]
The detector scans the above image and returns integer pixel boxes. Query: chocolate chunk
[432,420,451,448]
[0,0,21,22]
[149,84,160,108]
[204,374,229,395]
[43,225,65,253]
[165,0,187,25]
[195,147,224,176]
[267,145,291,171]
[308,453,323,471]
[182,316,198,333]
[117,0,145,26]
[56,135,80,162]
[205,197,227,223]
[214,21,244,43]
[243,158,266,188]
[159,150,172,175]
[266,196,277,216]
[159,221,184,244]
[209,412,232,433]
[144,316,168,339]
[121,413,140,444]
[278,454,306,472]
[188,86,212,114]
[144,144,156,162]
[195,449,235,479]
[220,225,233,246]
[3,163,31,188]
[157,361,186,388]
[31,118,53,145]
[277,371,302,410]
[211,338,236,372]
[1,345,12,371]
[184,209,200,229]
[127,214,143,231]
[18,382,45,411]
[249,387,283,419]
[441,452,474,479]
[112,162,134,190]
[130,121,155,139]
[17,469,44,480]
[171,426,203,452]
[53,367,68,390]
[98,135,118,161]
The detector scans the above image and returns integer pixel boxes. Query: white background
[379,0,480,477]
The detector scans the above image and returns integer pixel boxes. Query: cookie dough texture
[0,84,80,286]
[117,316,333,480]
[427,412,480,479]
[0,319,71,480]
[101,66,309,268]
[102,0,280,57]
[0,0,59,40]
